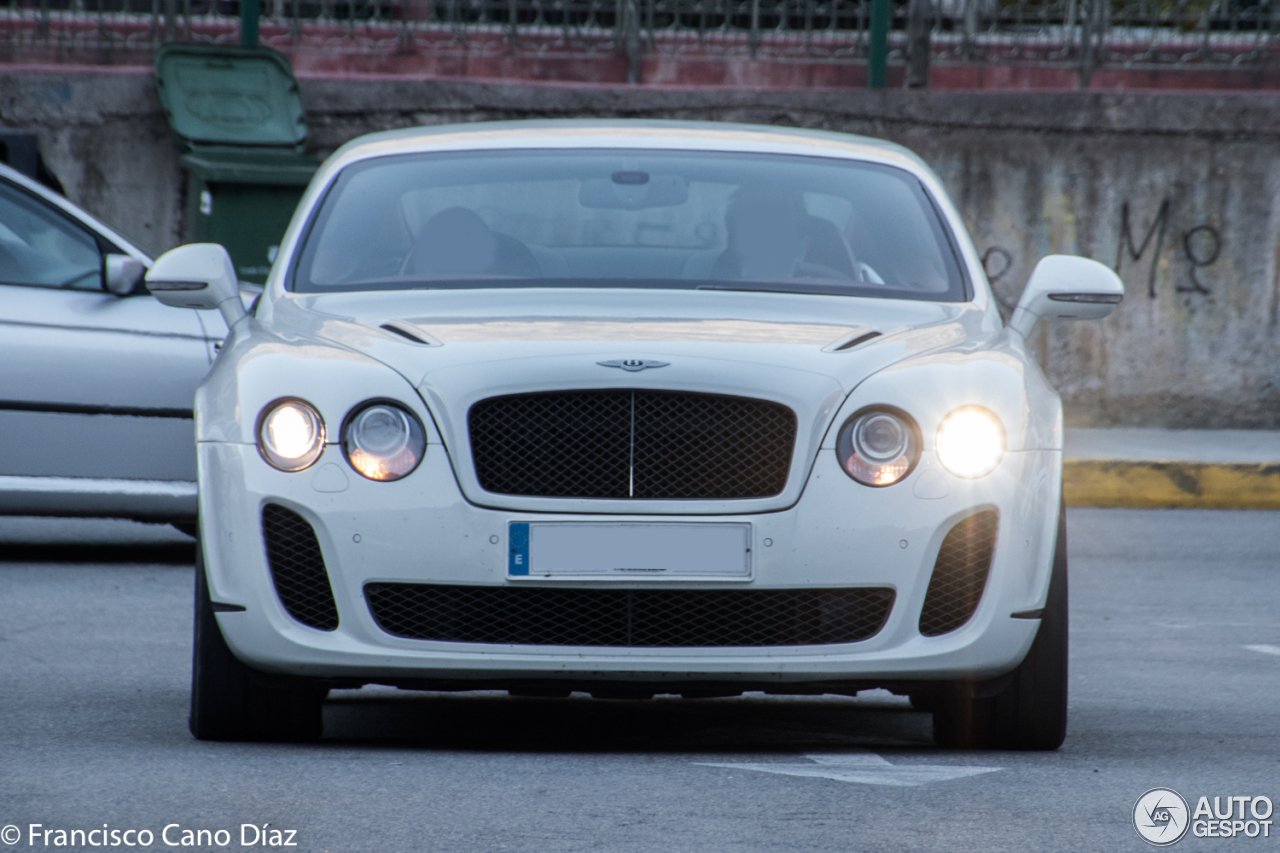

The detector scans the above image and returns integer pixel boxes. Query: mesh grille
[918,510,999,637]
[468,390,796,500]
[261,504,339,631]
[365,583,894,647]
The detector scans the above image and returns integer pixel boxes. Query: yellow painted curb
[1063,460,1280,510]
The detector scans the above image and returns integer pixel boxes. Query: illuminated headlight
[936,406,1005,479]
[342,402,426,481]
[836,408,920,487]
[258,400,326,472]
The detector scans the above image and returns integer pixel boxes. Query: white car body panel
[193,120,1073,690]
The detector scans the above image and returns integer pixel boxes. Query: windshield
[292,149,968,301]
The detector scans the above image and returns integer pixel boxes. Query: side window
[0,181,103,291]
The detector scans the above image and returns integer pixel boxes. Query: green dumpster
[155,44,320,285]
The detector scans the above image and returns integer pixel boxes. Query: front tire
[932,499,1069,750]
[190,541,325,742]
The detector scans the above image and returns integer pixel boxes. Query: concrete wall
[2,67,1279,428]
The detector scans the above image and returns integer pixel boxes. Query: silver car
[0,161,225,529]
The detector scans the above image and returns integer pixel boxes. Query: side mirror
[1008,255,1124,339]
[103,253,146,296]
[146,243,248,329]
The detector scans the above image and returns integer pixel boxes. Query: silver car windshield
[292,149,968,301]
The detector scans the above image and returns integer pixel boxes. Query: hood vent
[833,330,882,351]
[380,322,439,346]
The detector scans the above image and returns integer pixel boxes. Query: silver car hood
[270,287,992,513]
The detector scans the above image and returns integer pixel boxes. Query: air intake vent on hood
[833,331,882,351]
[380,322,439,346]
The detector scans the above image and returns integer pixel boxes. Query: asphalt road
[3,509,1280,852]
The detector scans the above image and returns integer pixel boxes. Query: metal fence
[1,0,1276,76]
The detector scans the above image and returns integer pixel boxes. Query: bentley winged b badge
[597,358,670,372]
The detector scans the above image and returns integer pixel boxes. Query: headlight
[836,407,920,487]
[258,400,326,472]
[936,406,1005,478]
[342,402,426,481]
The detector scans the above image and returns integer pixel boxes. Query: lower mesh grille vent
[261,503,339,631]
[918,509,1000,637]
[365,583,894,647]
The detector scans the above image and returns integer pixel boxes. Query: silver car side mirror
[146,243,248,329]
[1008,255,1124,339]
[103,253,146,296]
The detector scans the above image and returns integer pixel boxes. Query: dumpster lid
[155,44,307,150]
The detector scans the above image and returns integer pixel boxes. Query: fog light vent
[261,503,339,631]
[918,510,999,637]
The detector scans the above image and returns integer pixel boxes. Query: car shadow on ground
[320,689,936,753]
[1,542,197,564]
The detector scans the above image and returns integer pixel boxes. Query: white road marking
[1245,644,1280,656]
[695,750,1000,787]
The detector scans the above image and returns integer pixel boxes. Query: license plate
[508,522,752,580]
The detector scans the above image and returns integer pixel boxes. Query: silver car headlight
[836,407,920,487]
[342,402,426,481]
[258,399,326,472]
[935,406,1005,478]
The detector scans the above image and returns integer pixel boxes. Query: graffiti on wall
[1115,200,1222,298]
[981,198,1223,308]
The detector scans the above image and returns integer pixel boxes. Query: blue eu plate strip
[508,522,529,576]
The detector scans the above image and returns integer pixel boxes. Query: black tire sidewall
[189,536,324,742]
[933,499,1069,750]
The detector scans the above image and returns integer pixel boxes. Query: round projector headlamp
[936,406,1005,479]
[836,408,920,487]
[258,400,326,472]
[342,402,425,481]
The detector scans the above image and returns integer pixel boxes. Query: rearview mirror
[1008,255,1124,339]
[579,173,689,209]
[146,243,248,329]
[103,253,146,296]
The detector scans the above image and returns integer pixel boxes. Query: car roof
[324,119,934,178]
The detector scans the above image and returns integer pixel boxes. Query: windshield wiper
[695,282,859,297]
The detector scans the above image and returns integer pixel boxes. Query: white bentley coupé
[146,120,1124,749]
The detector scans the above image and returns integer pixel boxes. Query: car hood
[267,287,995,513]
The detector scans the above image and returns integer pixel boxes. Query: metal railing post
[241,0,260,45]
[1096,0,1110,64]
[1078,0,1092,87]
[749,0,759,57]
[962,0,977,55]
[868,0,889,87]
[623,0,640,81]
[905,0,930,86]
